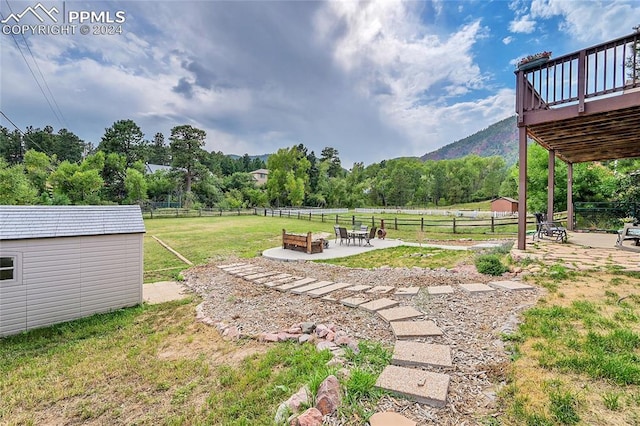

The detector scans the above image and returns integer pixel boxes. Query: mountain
[420,115,519,165]
[227,153,270,163]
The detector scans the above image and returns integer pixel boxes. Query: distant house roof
[491,197,518,203]
[146,163,173,174]
[0,205,146,241]
[250,168,269,175]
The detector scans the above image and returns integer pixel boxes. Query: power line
[1,0,67,128]
[0,110,48,154]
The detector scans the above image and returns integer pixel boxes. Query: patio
[513,231,640,271]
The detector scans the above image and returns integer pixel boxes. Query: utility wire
[0,110,48,154]
[1,1,66,128]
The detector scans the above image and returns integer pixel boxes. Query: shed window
[0,256,15,281]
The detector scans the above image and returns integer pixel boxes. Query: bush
[476,254,508,276]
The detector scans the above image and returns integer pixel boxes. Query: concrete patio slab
[459,283,496,294]
[427,285,454,295]
[359,298,400,312]
[340,296,370,308]
[143,281,190,304]
[306,282,353,298]
[391,320,443,338]
[291,280,334,295]
[394,287,420,297]
[275,277,317,291]
[377,306,424,323]
[375,365,449,408]
[392,341,452,368]
[263,238,406,261]
[488,280,535,291]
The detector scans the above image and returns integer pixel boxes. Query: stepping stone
[377,306,423,323]
[254,273,291,284]
[275,277,317,292]
[369,412,417,426]
[391,320,443,339]
[359,298,399,313]
[375,365,449,408]
[345,284,372,292]
[394,287,420,297]
[264,276,300,287]
[291,280,334,295]
[488,280,534,291]
[235,268,265,277]
[224,265,258,273]
[340,296,369,308]
[427,285,454,295]
[243,271,281,281]
[321,295,338,303]
[217,262,246,269]
[460,283,496,294]
[306,282,353,298]
[366,286,395,294]
[392,341,452,368]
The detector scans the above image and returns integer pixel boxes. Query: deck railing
[516,32,640,118]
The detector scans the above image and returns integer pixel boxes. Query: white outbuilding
[0,205,145,337]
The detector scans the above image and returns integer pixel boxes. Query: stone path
[216,261,536,410]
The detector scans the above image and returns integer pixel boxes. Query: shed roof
[0,205,146,241]
[491,197,518,203]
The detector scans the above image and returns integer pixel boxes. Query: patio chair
[364,227,377,247]
[360,224,368,232]
[353,221,362,231]
[338,227,351,246]
[333,224,340,243]
[542,221,568,243]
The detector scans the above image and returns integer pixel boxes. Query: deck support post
[547,150,555,222]
[567,163,574,231]
[517,126,528,250]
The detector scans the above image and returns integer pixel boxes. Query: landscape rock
[301,322,315,334]
[287,385,311,412]
[293,407,323,426]
[315,375,340,415]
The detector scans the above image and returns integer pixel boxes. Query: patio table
[348,230,367,246]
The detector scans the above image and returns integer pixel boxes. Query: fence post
[238,208,240,216]
[491,216,495,233]
[199,209,202,217]
[352,215,355,226]
[176,208,179,217]
[453,217,456,233]
[309,212,312,221]
[298,212,300,220]
[421,217,424,231]
[394,217,398,230]
[321,213,324,223]
[336,215,339,224]
[264,209,267,216]
[150,209,153,219]
[219,208,222,216]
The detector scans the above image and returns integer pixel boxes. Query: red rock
[223,326,240,340]
[298,334,312,344]
[293,407,323,426]
[261,333,279,342]
[315,375,340,415]
[325,331,335,342]
[288,326,303,334]
[316,341,337,351]
[286,385,311,412]
[315,324,329,338]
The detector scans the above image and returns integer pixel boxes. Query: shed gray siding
[0,205,144,337]
[1,234,142,336]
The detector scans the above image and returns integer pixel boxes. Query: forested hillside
[421,116,518,165]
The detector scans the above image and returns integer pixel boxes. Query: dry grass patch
[501,268,640,425]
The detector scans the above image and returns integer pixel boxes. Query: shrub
[476,254,508,276]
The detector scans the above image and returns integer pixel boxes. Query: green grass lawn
[143,215,502,282]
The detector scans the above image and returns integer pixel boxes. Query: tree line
[1,119,640,215]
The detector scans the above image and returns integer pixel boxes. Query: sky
[1,0,639,166]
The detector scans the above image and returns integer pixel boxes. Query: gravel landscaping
[183,253,542,425]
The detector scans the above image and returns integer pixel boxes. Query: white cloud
[509,15,536,33]
[530,0,640,43]
[503,36,514,45]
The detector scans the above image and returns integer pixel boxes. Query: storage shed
[0,205,145,337]
[491,197,519,213]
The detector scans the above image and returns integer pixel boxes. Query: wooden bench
[616,223,640,250]
[282,229,326,254]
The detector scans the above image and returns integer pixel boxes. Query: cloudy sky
[1,1,639,166]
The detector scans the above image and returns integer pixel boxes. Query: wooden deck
[516,31,640,249]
